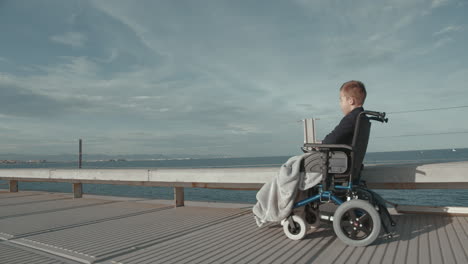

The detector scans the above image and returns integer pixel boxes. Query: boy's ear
[347,96,356,105]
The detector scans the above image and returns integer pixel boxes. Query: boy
[253,81,368,226]
[322,80,367,145]
[305,80,367,172]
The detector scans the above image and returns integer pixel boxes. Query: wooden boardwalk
[0,191,467,264]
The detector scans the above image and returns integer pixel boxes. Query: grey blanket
[253,154,322,227]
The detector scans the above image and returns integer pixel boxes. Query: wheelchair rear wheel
[333,199,381,247]
[282,215,307,240]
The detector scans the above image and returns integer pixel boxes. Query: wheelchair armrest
[302,143,352,152]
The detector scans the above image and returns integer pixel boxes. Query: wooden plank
[455,217,468,258]
[435,215,457,264]
[381,215,403,264]
[265,227,336,264]
[368,239,389,264]
[358,243,379,263]
[428,215,443,264]
[345,246,366,264]
[332,245,354,264]
[270,227,334,264]
[405,214,420,263]
[215,227,285,263]
[392,214,412,263]
[443,216,468,263]
[195,220,281,263]
[460,216,468,237]
[246,229,302,263]
[312,236,347,263]
[137,215,252,263]
[2,191,468,264]
[418,213,430,264]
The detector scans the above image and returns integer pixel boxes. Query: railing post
[73,183,83,198]
[174,187,184,207]
[9,180,18,192]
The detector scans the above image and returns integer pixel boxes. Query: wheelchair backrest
[350,112,371,183]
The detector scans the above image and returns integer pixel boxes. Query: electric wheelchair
[282,111,395,247]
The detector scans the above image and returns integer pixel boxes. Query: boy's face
[339,91,353,115]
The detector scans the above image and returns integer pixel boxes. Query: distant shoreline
[0,147,466,163]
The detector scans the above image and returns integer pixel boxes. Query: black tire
[333,199,381,247]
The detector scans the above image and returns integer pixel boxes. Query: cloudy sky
[1,0,467,157]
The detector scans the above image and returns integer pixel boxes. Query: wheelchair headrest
[362,111,388,123]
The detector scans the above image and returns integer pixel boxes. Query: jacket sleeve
[322,114,355,144]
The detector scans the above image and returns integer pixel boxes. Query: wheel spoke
[361,225,371,235]
[350,229,358,239]
[341,221,353,228]
[348,209,357,221]
[359,213,370,223]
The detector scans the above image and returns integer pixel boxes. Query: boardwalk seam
[304,236,338,264]
[379,241,390,264]
[418,214,422,264]
[143,216,251,263]
[355,245,367,264]
[453,217,468,261]
[214,225,285,263]
[461,216,468,237]
[9,239,95,264]
[391,215,404,264]
[1,240,84,264]
[289,233,326,264]
[0,197,70,208]
[404,214,415,264]
[10,205,174,240]
[0,200,117,220]
[202,222,282,263]
[433,215,442,264]
[0,193,45,199]
[441,216,456,263]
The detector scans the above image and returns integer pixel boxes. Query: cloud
[0,83,73,117]
[50,32,87,48]
[431,0,450,9]
[433,25,463,36]
[434,37,453,48]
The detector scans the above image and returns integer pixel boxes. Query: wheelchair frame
[282,110,395,247]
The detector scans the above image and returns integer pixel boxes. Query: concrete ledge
[1,161,468,189]
[362,161,468,189]
[395,204,468,215]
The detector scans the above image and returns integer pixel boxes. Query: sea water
[1,148,468,207]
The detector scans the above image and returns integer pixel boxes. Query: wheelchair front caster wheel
[282,215,307,240]
[333,199,381,247]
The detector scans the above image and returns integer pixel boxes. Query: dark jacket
[322,107,364,145]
